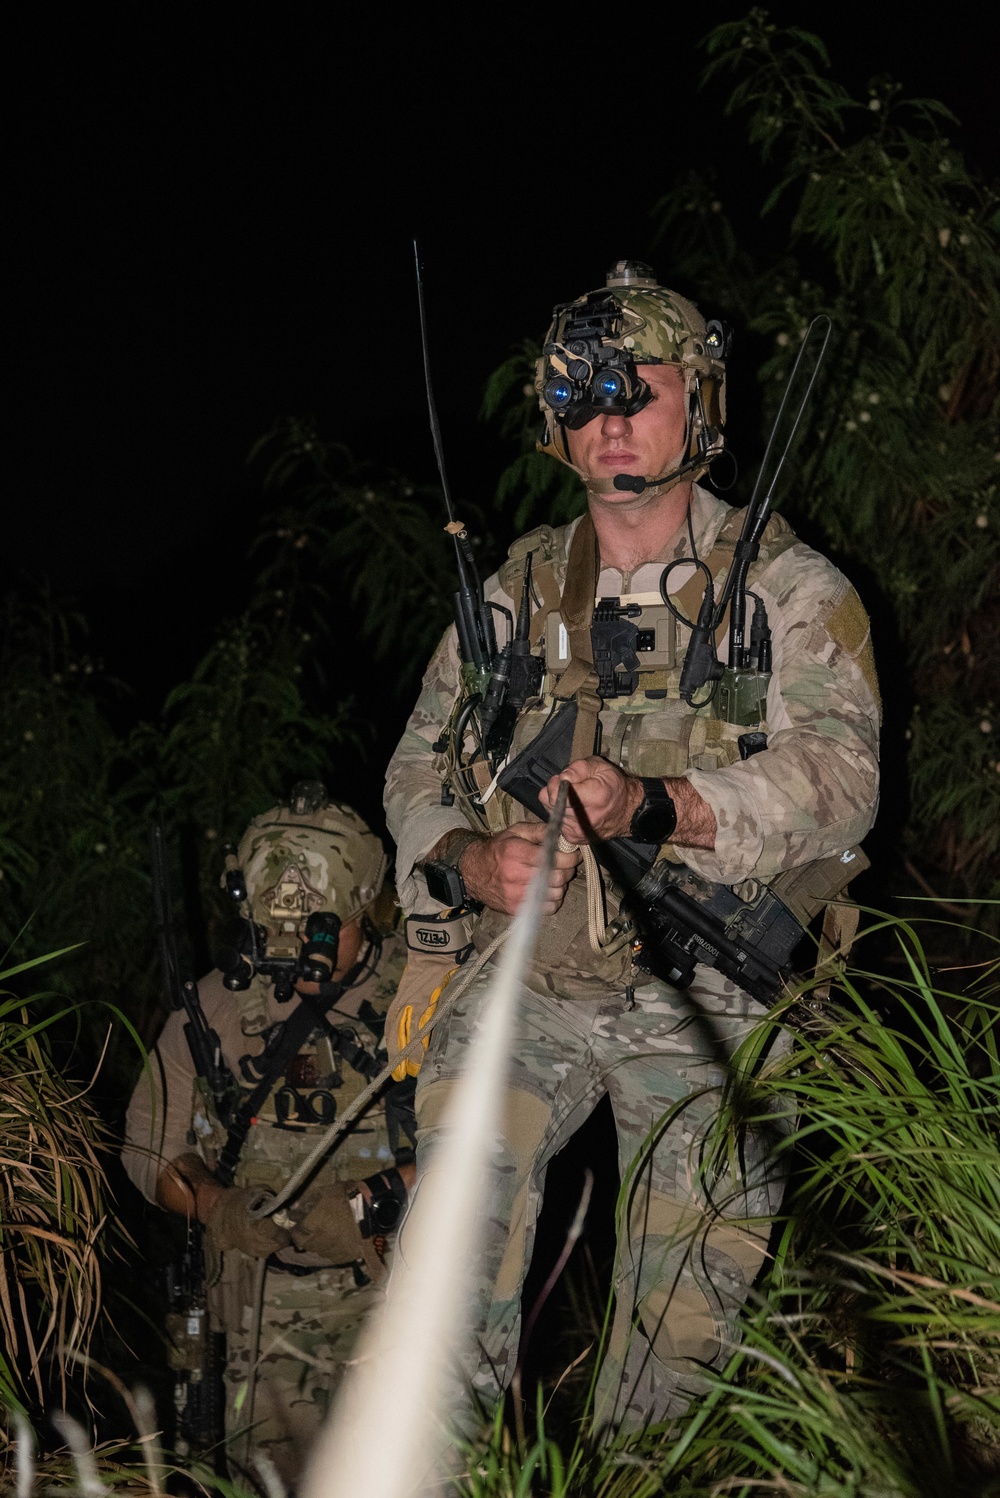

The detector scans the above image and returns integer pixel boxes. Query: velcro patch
[826,586,881,717]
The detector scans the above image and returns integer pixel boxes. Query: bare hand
[461,821,581,916]
[539,757,643,844]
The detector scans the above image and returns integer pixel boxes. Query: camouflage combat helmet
[232,782,387,960]
[536,259,729,491]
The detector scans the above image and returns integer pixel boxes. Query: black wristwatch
[629,777,678,844]
[423,830,482,908]
[359,1168,408,1236]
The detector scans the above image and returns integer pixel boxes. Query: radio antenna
[412,240,497,677]
[414,239,458,526]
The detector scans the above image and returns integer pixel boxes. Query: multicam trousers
[221,1259,381,1492]
[411,965,790,1436]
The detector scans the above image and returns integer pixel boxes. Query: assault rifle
[163,1232,226,1463]
[150,819,231,1464]
[498,702,807,1006]
[151,821,237,1124]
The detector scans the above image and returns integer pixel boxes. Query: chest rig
[481,505,792,833]
[467,508,866,1002]
[191,963,400,1195]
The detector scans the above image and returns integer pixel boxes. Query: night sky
[9,6,994,703]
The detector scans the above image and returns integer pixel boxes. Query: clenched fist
[539,757,643,844]
[461,821,581,916]
[204,1185,292,1259]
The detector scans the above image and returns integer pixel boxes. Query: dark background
[9,5,994,712]
[8,5,994,1432]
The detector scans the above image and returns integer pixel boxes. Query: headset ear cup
[704,375,725,432]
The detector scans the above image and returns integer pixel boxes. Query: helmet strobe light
[299,911,342,984]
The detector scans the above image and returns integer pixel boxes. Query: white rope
[302,786,571,1498]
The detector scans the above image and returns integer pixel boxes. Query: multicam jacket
[384,487,880,1000]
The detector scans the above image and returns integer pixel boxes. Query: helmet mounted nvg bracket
[215,780,387,1002]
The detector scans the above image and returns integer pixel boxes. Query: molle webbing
[500,525,565,648]
[550,507,798,697]
[216,998,325,1186]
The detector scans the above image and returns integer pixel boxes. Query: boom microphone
[612,453,704,496]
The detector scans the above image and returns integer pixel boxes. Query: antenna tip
[444,520,466,536]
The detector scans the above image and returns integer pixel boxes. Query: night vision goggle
[541,292,651,429]
[217,858,344,1003]
[542,289,732,431]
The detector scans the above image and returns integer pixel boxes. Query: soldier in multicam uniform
[123,787,411,1492]
[384,263,881,1435]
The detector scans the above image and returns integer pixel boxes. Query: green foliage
[481,342,585,531]
[251,417,459,673]
[447,911,1000,1495]
[0,596,151,1033]
[486,9,1000,904]
[0,580,356,1074]
[129,613,352,925]
[664,11,1000,899]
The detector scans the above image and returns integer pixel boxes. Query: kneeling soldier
[123,783,411,1492]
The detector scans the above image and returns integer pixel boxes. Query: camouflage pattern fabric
[237,799,388,936]
[384,482,879,1435]
[223,1260,382,1491]
[535,265,728,471]
[122,930,408,1489]
[385,485,881,928]
[411,964,791,1436]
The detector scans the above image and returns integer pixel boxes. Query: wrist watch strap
[629,777,678,844]
[422,830,483,907]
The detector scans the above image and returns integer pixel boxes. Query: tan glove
[290,1181,386,1283]
[204,1185,292,1259]
[385,955,457,1081]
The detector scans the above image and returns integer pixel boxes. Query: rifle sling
[553,512,602,762]
[215,997,330,1186]
[214,944,382,1186]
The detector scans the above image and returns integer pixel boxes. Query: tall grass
[0,954,117,1414]
[5,912,998,1495]
[447,910,1000,1497]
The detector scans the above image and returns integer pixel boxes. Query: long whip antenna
[414,239,458,525]
[737,314,832,555]
[412,239,497,674]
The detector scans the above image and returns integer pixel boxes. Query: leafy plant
[251,419,460,678]
[485,10,1000,909]
[0,576,358,1080]
[444,909,1000,1495]
[663,12,1000,903]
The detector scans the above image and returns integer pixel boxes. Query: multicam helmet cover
[536,260,728,484]
[233,791,387,960]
